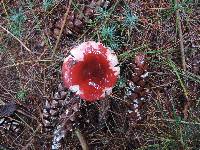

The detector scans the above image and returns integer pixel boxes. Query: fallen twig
[75,129,89,150]
[0,59,53,70]
[175,0,189,119]
[0,25,32,53]
[175,0,186,71]
[51,0,72,59]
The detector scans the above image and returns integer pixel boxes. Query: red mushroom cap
[62,41,120,102]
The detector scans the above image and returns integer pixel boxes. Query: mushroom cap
[62,41,120,102]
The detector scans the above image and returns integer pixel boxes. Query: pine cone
[0,117,21,133]
[43,83,76,130]
[0,103,22,133]
[42,83,80,149]
[126,53,150,124]
[52,10,84,38]
[52,96,80,149]
[49,0,111,39]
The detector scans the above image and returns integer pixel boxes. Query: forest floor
[0,0,200,150]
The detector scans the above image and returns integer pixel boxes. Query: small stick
[75,129,89,150]
[175,0,186,71]
[0,59,53,70]
[0,25,32,53]
[176,0,189,119]
[51,0,72,59]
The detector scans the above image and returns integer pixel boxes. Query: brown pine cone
[42,83,81,149]
[52,95,80,149]
[0,117,21,133]
[0,103,22,133]
[49,0,111,39]
[43,83,79,131]
[126,53,150,124]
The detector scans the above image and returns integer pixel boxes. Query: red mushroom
[62,41,120,102]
